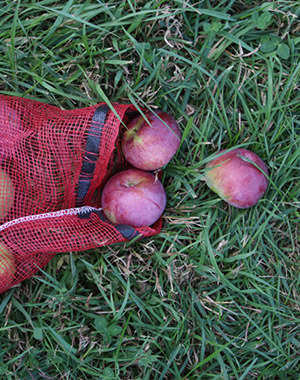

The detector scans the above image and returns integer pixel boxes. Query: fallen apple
[0,169,15,220]
[205,148,269,209]
[101,169,166,227]
[0,242,15,287]
[122,109,181,171]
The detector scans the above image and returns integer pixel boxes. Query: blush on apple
[205,148,269,209]
[0,242,15,287]
[101,169,166,227]
[122,109,181,171]
[0,169,15,220]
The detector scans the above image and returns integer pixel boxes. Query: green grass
[1,0,300,378]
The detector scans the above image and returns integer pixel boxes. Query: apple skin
[0,242,15,287]
[122,110,181,171]
[101,169,166,227]
[205,148,269,209]
[0,169,15,220]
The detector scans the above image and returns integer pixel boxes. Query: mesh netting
[0,96,162,294]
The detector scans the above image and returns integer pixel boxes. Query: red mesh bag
[0,95,162,294]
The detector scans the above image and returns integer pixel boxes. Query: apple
[101,169,166,227]
[205,148,269,209]
[0,169,15,220]
[0,242,15,287]
[122,109,181,171]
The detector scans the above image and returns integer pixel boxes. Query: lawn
[1,0,300,379]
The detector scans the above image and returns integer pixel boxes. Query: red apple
[101,169,166,227]
[0,242,15,287]
[205,148,269,209]
[122,110,181,171]
[0,169,15,220]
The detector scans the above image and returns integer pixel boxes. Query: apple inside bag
[0,96,162,294]
[0,205,161,294]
